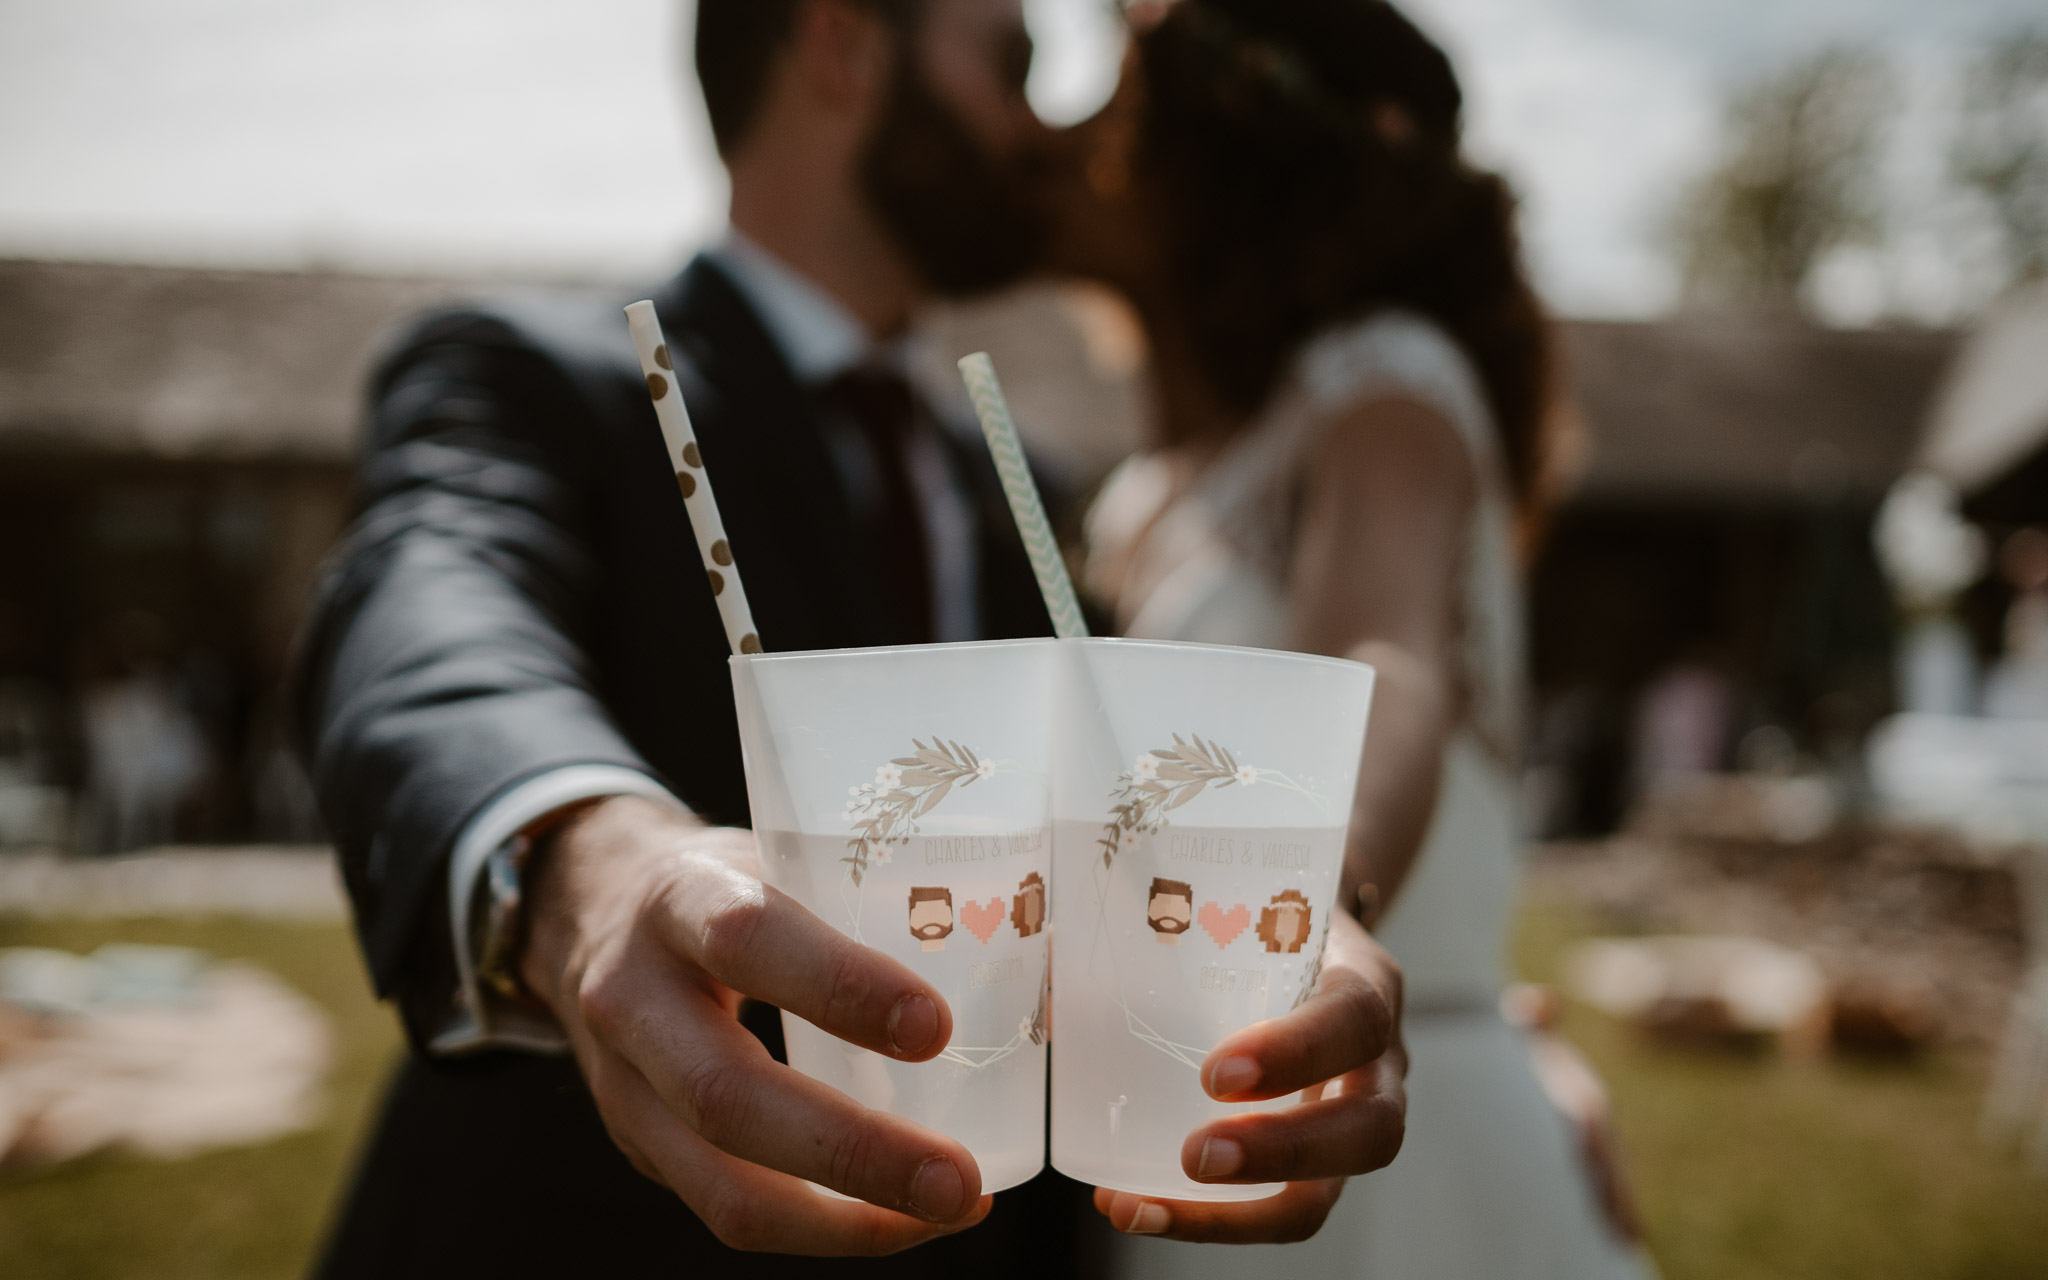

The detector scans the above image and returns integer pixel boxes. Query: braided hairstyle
[1133,0,1554,512]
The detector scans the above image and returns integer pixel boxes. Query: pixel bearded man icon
[1146,878,1194,944]
[909,886,956,951]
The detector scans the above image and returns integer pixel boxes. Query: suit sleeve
[291,333,666,1048]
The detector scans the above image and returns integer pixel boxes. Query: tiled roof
[0,258,472,460]
[0,258,1964,507]
[1559,310,1957,504]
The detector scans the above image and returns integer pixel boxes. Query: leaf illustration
[1098,734,1261,866]
[914,781,953,816]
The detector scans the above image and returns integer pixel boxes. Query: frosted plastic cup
[731,640,1057,1193]
[1050,638,1375,1201]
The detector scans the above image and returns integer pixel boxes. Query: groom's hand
[520,794,993,1254]
[1094,910,1407,1243]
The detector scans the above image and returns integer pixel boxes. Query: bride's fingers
[1179,1056,1406,1185]
[1202,915,1403,1103]
[1094,1180,1347,1246]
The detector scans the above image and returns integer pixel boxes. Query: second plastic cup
[731,640,1056,1193]
[1051,638,1375,1201]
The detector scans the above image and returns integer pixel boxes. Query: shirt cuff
[429,765,689,1057]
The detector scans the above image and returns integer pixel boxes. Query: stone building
[0,256,1965,847]
[0,259,463,848]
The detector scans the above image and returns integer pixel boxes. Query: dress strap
[1294,311,1499,466]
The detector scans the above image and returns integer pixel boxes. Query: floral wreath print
[841,738,1042,1072]
[1091,733,1331,1068]
[843,738,996,889]
[1099,734,1328,867]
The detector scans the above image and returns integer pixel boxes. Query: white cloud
[1409,0,2043,317]
[1025,0,1126,126]
[0,0,720,277]
[0,0,2040,312]
[1407,0,1719,316]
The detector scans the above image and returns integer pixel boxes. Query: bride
[1046,1,1652,1275]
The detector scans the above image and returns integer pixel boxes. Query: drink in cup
[1050,638,1374,1201]
[731,640,1058,1193]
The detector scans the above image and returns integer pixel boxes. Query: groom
[294,0,1407,1274]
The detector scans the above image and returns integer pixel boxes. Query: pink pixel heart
[1199,901,1250,950]
[962,897,1006,944]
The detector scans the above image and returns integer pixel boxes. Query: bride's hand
[1093,911,1408,1244]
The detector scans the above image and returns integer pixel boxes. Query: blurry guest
[76,612,205,856]
[1632,659,1732,785]
[0,677,68,849]
[1985,528,2048,721]
[1060,1,1648,1274]
[77,672,203,854]
[1874,472,1985,715]
[291,0,1403,1274]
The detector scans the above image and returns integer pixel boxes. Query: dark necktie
[822,365,936,644]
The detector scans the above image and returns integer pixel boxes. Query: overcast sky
[0,0,2038,318]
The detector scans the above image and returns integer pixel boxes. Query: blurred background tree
[1673,48,1895,311]
[1952,30,2048,287]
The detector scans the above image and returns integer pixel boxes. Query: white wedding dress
[1084,312,1651,1280]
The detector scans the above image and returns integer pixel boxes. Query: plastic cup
[1050,638,1375,1201]
[731,640,1057,1193]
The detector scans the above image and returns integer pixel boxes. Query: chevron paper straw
[957,353,1090,639]
[625,300,762,655]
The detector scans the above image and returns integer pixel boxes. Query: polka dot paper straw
[625,300,762,656]
[957,353,1090,640]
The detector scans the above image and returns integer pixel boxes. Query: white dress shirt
[433,232,980,1054]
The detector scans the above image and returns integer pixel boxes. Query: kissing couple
[293,2,1650,1279]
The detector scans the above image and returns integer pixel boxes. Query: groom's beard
[860,57,1049,298]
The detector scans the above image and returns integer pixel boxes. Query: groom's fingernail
[889,994,939,1056]
[1208,1055,1260,1098]
[1196,1136,1244,1179]
[1126,1203,1171,1235]
[910,1157,967,1220]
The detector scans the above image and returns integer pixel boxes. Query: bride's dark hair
[1134,0,1554,512]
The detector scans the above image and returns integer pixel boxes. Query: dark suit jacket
[292,258,1099,1277]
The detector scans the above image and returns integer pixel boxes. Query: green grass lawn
[1515,897,2048,1280]
[1,902,2043,1279]
[0,915,400,1280]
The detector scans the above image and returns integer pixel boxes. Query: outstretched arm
[293,334,989,1252]
[292,337,655,1038]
